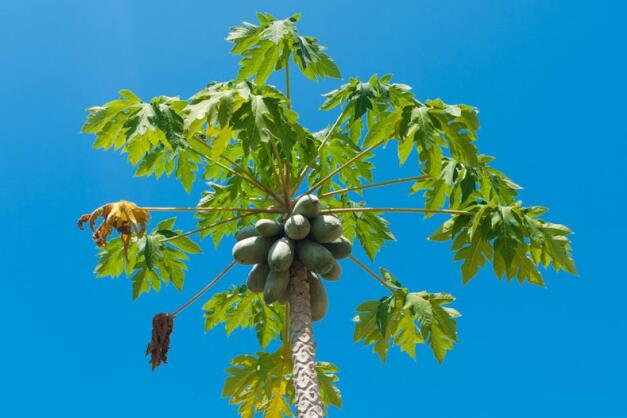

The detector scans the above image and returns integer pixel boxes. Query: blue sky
[1,1,625,417]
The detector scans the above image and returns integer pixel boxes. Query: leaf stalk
[348,255,396,293]
[318,175,426,199]
[320,207,469,216]
[171,261,236,317]
[291,108,347,194]
[300,140,384,197]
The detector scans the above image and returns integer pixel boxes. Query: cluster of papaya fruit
[232,194,352,321]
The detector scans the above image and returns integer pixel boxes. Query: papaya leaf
[203,285,284,349]
[83,92,203,191]
[94,238,139,278]
[321,75,416,121]
[432,203,577,285]
[195,180,272,247]
[223,348,341,417]
[228,13,340,84]
[353,210,395,261]
[93,218,200,299]
[353,269,459,363]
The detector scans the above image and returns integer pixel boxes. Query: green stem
[271,139,291,208]
[282,55,294,210]
[348,255,396,293]
[190,136,285,206]
[159,214,250,243]
[300,140,385,197]
[171,261,236,317]
[319,207,469,216]
[283,303,290,358]
[318,175,426,199]
[144,207,281,214]
[220,154,286,207]
[285,58,291,108]
[291,109,347,195]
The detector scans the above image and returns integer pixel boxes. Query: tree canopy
[79,12,576,418]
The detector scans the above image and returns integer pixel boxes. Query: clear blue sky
[1,1,625,417]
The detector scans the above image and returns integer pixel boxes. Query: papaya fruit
[284,214,310,240]
[309,273,328,322]
[235,225,258,241]
[232,236,274,265]
[310,215,343,243]
[321,259,341,281]
[268,237,295,272]
[255,219,284,237]
[247,263,270,293]
[264,269,290,304]
[296,239,335,274]
[322,236,352,259]
[292,194,320,218]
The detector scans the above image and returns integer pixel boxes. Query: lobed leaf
[93,218,201,299]
[353,269,459,363]
[203,285,284,348]
[228,13,340,84]
[430,203,577,285]
[223,348,341,418]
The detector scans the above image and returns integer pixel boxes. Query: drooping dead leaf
[77,200,150,253]
[145,313,174,370]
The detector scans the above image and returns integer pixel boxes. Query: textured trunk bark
[288,262,324,418]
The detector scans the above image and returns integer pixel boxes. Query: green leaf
[353,211,395,261]
[94,238,138,278]
[433,203,576,285]
[362,110,401,147]
[411,155,521,214]
[228,13,340,84]
[84,92,202,191]
[142,234,163,270]
[317,362,343,409]
[167,235,202,254]
[397,137,414,165]
[237,41,281,85]
[322,197,394,261]
[195,181,272,246]
[353,270,459,363]
[223,348,341,417]
[428,303,458,363]
[92,218,201,299]
[321,75,416,122]
[82,92,139,135]
[292,35,341,80]
[203,285,283,348]
[156,217,177,231]
[174,148,201,192]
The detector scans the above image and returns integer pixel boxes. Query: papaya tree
[78,12,577,418]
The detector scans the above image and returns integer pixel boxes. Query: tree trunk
[289,262,324,418]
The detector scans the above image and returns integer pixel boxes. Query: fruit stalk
[288,262,324,418]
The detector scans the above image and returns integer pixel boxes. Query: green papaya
[310,215,343,243]
[232,236,274,265]
[284,214,311,240]
[268,237,295,272]
[292,194,320,218]
[322,236,352,259]
[247,264,270,293]
[255,219,284,237]
[235,225,258,241]
[264,269,290,304]
[321,259,341,281]
[296,239,335,274]
[309,273,328,322]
